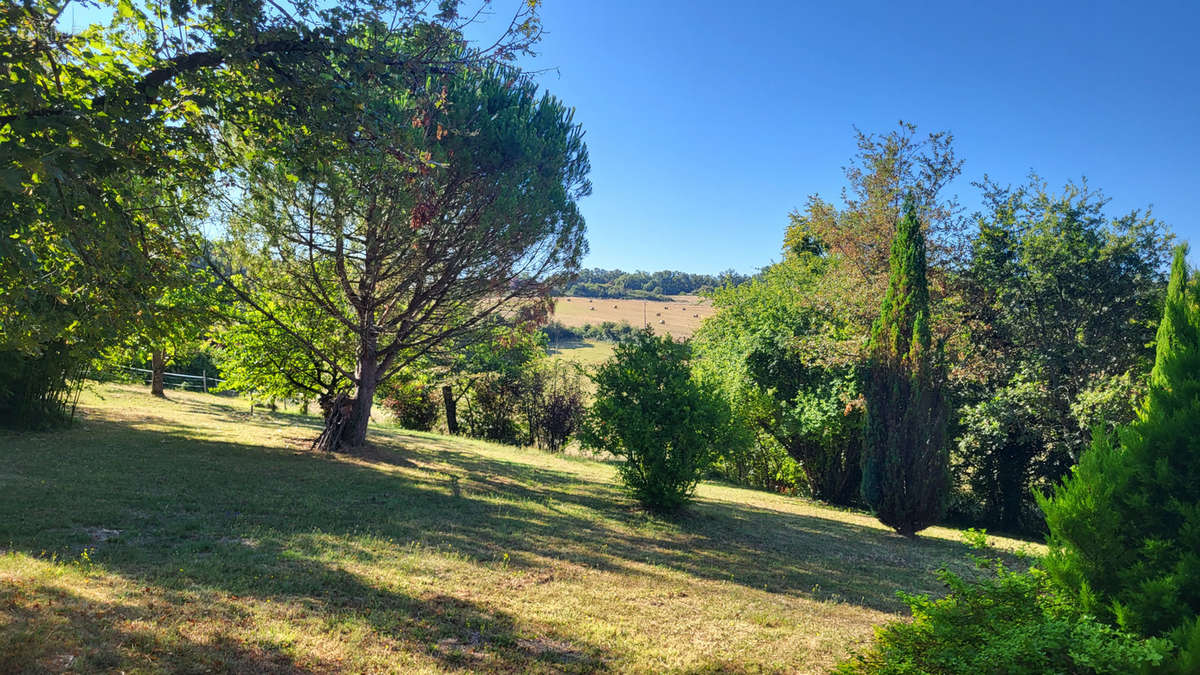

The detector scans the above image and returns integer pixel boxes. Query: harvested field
[551,295,714,339]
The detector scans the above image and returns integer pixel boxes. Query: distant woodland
[559,268,754,299]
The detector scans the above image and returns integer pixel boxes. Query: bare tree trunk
[442,385,458,434]
[344,375,377,448]
[150,349,166,397]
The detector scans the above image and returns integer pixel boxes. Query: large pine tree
[1040,245,1200,659]
[861,197,949,537]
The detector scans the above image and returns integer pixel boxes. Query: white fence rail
[116,365,226,392]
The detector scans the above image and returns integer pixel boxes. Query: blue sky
[472,0,1200,274]
[60,1,1200,275]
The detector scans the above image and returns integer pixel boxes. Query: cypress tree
[861,197,949,537]
[1040,245,1200,661]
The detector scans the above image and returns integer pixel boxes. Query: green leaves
[871,198,932,365]
[582,330,738,512]
[862,196,949,537]
[1041,245,1200,663]
[1,1,218,357]
[692,256,863,502]
[836,554,1170,674]
[957,176,1173,533]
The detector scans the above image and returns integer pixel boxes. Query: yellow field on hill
[551,295,714,339]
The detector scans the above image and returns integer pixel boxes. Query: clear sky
[472,0,1200,274]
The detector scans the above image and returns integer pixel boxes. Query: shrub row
[542,320,638,344]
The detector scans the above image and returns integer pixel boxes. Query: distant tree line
[561,268,753,299]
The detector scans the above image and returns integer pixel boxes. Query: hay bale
[658,319,666,324]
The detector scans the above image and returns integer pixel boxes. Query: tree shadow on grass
[12,413,992,609]
[169,397,326,431]
[1,576,334,673]
[362,433,1000,609]
[0,408,1011,670]
[545,339,594,355]
[1,556,606,673]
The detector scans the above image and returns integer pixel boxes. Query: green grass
[0,384,1038,673]
[546,339,616,368]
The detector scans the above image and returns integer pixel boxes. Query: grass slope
[0,384,1036,673]
[546,340,616,369]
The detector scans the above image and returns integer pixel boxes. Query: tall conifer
[861,197,949,536]
[1040,245,1200,662]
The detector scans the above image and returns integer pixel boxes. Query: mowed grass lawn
[1,384,1037,673]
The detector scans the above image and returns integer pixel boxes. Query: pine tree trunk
[343,372,377,449]
[341,334,379,449]
[150,349,166,397]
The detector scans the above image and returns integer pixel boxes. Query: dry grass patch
[0,384,1039,673]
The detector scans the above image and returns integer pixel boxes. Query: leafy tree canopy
[1,0,540,355]
[693,254,863,503]
[215,42,590,449]
[955,175,1173,532]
